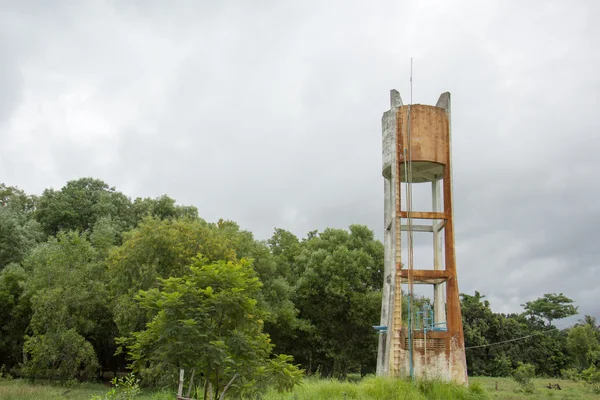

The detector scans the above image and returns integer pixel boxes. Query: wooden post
[186,369,195,398]
[219,374,239,400]
[178,369,184,398]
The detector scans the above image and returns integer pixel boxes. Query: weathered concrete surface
[376,90,402,376]
[376,90,467,385]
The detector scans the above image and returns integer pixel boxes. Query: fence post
[178,369,185,398]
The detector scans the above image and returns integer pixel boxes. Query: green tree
[34,178,133,236]
[20,231,112,380]
[21,328,99,382]
[290,225,383,377]
[461,291,570,377]
[108,217,237,337]
[460,291,495,376]
[0,184,44,271]
[0,183,37,212]
[522,293,578,326]
[122,257,302,398]
[108,216,300,361]
[0,264,31,370]
[567,324,600,371]
[131,194,198,224]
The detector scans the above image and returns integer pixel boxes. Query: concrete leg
[432,179,445,325]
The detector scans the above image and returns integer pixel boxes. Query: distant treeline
[0,179,598,393]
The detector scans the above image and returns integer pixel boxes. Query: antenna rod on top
[410,57,413,105]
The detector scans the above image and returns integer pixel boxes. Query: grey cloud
[1,0,599,319]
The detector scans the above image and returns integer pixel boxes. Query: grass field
[0,379,173,400]
[0,376,598,399]
[470,376,599,399]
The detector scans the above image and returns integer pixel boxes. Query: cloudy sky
[1,0,599,319]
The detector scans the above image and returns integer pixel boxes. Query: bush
[468,381,485,395]
[512,362,536,394]
[91,373,141,400]
[512,362,535,386]
[560,367,581,382]
[20,329,98,382]
[580,365,600,394]
[0,365,13,380]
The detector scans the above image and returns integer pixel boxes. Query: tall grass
[262,375,488,400]
[0,376,488,400]
[0,379,167,400]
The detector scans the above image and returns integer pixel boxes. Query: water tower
[375,90,468,384]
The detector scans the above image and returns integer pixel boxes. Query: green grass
[0,379,173,400]
[1,376,598,399]
[261,375,488,399]
[471,376,600,399]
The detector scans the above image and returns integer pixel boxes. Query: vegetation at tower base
[0,178,599,396]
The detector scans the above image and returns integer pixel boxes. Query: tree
[20,231,112,380]
[0,184,44,271]
[578,315,599,331]
[0,183,36,212]
[108,216,300,363]
[122,257,302,398]
[522,293,578,326]
[21,328,99,382]
[131,195,198,224]
[290,225,383,377]
[108,217,238,337]
[0,264,31,371]
[34,178,133,236]
[460,291,496,376]
[461,291,570,377]
[567,324,600,371]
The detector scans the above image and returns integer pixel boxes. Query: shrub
[512,362,536,394]
[512,362,535,385]
[560,367,581,382]
[20,329,98,382]
[580,365,600,394]
[91,373,141,400]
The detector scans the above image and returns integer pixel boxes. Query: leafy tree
[0,184,44,271]
[522,293,578,326]
[21,328,99,382]
[460,291,496,375]
[567,324,600,370]
[34,178,133,236]
[0,183,37,212]
[0,264,31,370]
[108,217,237,337]
[121,257,302,398]
[20,231,113,379]
[108,216,300,362]
[290,225,383,377]
[461,291,570,377]
[577,315,599,335]
[267,228,302,280]
[131,195,198,224]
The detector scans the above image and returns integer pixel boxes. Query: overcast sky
[1,0,599,319]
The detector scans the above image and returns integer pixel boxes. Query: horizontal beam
[400,224,433,232]
[399,221,446,233]
[399,211,448,220]
[398,269,451,285]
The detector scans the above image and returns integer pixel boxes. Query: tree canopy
[0,177,598,393]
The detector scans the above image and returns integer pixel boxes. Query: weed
[91,373,141,400]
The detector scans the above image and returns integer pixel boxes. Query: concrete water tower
[375,90,468,384]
